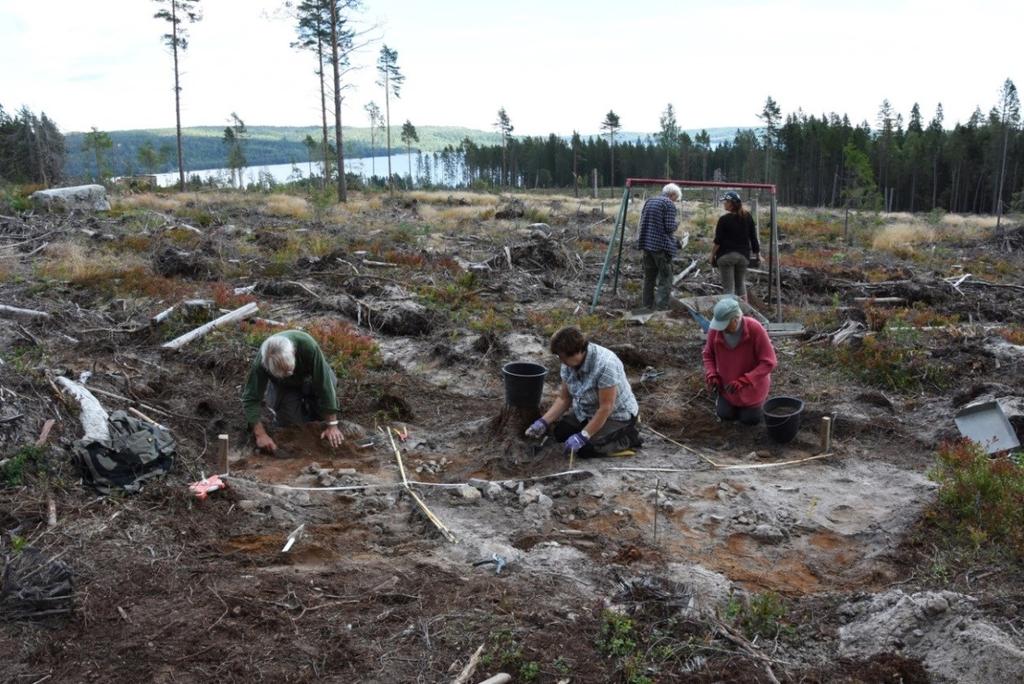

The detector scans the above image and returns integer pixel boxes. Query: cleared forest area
[0,186,1023,683]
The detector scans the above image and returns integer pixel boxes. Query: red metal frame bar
[626,177,776,194]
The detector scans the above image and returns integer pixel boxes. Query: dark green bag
[73,410,175,493]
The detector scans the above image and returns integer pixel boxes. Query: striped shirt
[560,343,639,422]
[637,194,679,255]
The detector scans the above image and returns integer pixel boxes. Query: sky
[1,0,1020,136]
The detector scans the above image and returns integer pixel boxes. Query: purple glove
[524,418,549,439]
[564,432,589,453]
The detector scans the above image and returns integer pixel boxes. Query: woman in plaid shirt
[524,327,642,458]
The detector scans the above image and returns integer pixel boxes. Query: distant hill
[63,124,745,178]
[64,125,505,178]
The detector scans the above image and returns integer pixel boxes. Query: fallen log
[161,302,258,351]
[55,377,110,442]
[0,304,51,321]
[150,305,176,325]
[853,296,905,304]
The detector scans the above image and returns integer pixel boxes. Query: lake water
[152,152,446,188]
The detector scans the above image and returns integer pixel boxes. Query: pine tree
[695,129,711,181]
[364,101,383,178]
[400,120,418,188]
[600,110,621,196]
[994,78,1020,234]
[222,113,247,188]
[291,0,333,189]
[326,0,359,202]
[494,107,513,187]
[81,127,113,181]
[758,96,781,183]
[927,103,945,209]
[571,131,582,197]
[152,0,202,191]
[376,44,405,193]
[658,103,680,177]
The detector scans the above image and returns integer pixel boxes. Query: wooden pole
[819,417,832,453]
[218,434,230,475]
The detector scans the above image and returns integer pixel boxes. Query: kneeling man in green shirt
[241,330,343,452]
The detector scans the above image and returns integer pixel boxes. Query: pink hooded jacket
[702,316,777,408]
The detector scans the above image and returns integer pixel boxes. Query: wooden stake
[35,419,56,447]
[819,417,833,453]
[217,434,230,475]
[653,478,660,546]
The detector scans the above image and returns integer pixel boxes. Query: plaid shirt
[560,343,639,422]
[637,194,679,255]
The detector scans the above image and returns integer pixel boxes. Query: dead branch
[673,259,699,285]
[150,305,176,325]
[161,302,258,351]
[451,644,485,684]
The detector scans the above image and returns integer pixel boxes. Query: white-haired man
[637,183,682,311]
[241,330,343,452]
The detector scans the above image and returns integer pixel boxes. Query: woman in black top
[710,191,760,301]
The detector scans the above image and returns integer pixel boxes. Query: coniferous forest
[449,88,1021,216]
[3,82,1021,216]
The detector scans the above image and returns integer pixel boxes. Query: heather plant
[929,439,1024,560]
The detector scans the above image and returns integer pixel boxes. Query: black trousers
[716,394,763,426]
[551,413,641,458]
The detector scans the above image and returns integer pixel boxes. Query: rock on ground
[838,589,1024,684]
[31,184,111,212]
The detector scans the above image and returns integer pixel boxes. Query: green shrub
[929,439,1024,559]
[725,591,790,640]
[830,327,949,392]
[1,445,45,486]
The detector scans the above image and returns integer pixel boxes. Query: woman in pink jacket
[701,297,778,425]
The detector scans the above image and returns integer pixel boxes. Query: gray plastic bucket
[501,362,548,408]
[763,396,804,444]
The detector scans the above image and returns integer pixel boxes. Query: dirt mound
[494,198,525,219]
[153,246,219,279]
[839,589,1024,683]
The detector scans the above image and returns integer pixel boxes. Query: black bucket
[763,396,804,444]
[501,362,548,408]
